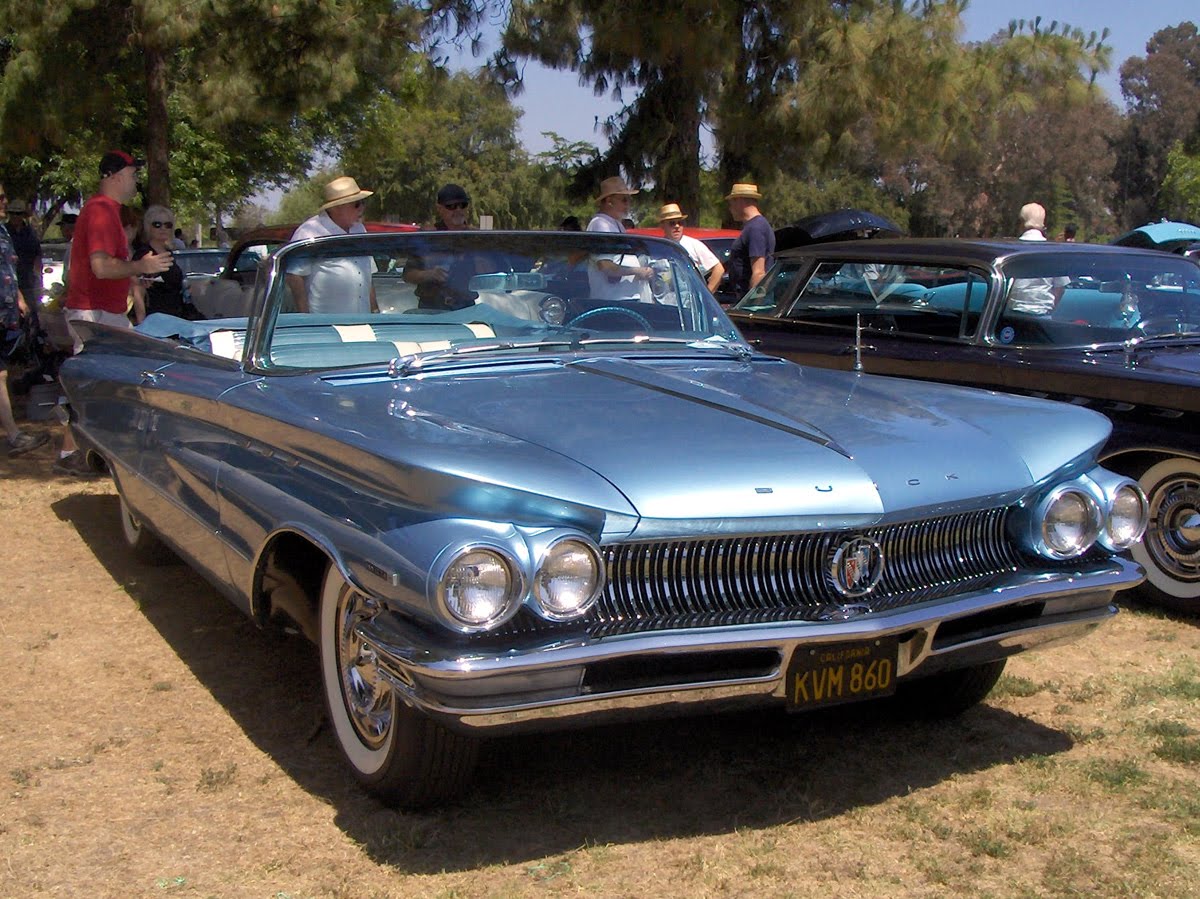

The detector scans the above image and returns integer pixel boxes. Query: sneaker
[7,431,49,458]
[52,450,101,478]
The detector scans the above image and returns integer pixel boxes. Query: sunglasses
[151,220,173,229]
[441,201,469,211]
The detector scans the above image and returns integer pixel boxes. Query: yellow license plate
[786,638,898,710]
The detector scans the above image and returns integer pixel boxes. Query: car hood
[265,354,1109,539]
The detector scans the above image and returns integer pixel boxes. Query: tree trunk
[143,43,171,207]
[655,73,703,225]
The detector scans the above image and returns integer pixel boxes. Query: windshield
[175,251,226,276]
[996,252,1200,346]
[255,231,742,370]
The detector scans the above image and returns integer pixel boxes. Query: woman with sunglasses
[131,205,189,320]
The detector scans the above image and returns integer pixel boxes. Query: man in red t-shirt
[56,150,172,476]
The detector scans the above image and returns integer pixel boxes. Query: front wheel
[1129,457,1200,614]
[890,659,1007,719]
[118,493,175,564]
[318,564,479,806]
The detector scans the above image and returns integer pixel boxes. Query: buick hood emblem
[828,536,884,598]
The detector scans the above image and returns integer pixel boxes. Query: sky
[466,1,1197,157]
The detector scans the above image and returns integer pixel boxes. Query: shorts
[64,308,132,354]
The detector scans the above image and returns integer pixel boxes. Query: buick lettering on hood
[59,229,1146,806]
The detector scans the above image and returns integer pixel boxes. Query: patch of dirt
[2,418,1198,898]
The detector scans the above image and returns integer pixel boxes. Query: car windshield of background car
[996,253,1200,347]
[176,252,226,276]
[260,233,742,370]
[774,261,988,341]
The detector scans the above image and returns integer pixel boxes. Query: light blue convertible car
[60,230,1147,805]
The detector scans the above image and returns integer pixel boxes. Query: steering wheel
[1135,316,1192,336]
[568,306,654,331]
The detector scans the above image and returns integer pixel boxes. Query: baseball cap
[99,150,144,178]
[436,183,470,206]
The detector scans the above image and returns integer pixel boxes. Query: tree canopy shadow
[56,491,1077,874]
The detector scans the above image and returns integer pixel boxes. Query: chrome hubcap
[1145,475,1200,581]
[336,587,393,749]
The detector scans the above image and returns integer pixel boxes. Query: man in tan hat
[725,182,774,297]
[587,176,639,233]
[657,203,725,292]
[286,175,377,314]
[587,176,653,299]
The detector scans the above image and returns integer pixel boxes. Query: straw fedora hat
[656,202,687,224]
[725,182,762,201]
[320,175,374,211]
[595,176,639,202]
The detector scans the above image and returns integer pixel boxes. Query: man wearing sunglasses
[404,183,503,310]
[432,183,472,231]
[656,202,725,293]
[286,175,377,314]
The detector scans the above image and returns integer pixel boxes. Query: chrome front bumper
[356,558,1141,735]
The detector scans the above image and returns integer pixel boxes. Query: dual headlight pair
[1031,471,1147,560]
[436,535,603,633]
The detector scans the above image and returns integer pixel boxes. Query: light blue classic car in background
[59,230,1147,806]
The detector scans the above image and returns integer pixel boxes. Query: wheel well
[1099,449,1196,480]
[253,532,329,642]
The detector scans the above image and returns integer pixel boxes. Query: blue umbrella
[1112,219,1200,251]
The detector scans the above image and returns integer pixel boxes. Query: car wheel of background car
[318,564,479,806]
[890,659,1007,718]
[118,493,176,565]
[1130,457,1200,614]
[568,306,654,331]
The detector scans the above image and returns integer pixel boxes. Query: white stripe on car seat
[334,324,376,342]
[391,340,452,356]
[464,323,495,338]
[208,330,244,360]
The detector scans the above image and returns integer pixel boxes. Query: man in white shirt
[656,202,724,292]
[1008,202,1067,315]
[586,176,652,301]
[285,175,377,314]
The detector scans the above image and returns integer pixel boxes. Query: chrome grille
[493,507,1023,640]
[586,507,1019,635]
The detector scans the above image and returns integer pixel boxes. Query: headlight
[439,548,521,630]
[1105,483,1148,550]
[532,537,603,620]
[539,295,566,325]
[1041,488,1101,558]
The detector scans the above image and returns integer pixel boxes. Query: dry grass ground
[2,420,1198,898]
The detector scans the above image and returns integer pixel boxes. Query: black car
[729,238,1200,613]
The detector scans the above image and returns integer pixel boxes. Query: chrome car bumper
[356,558,1141,735]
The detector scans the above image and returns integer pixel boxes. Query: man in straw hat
[587,176,639,233]
[285,174,377,314]
[725,182,774,298]
[656,202,725,293]
[586,176,654,300]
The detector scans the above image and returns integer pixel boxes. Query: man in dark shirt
[6,200,41,326]
[725,182,775,299]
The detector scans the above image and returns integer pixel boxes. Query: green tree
[341,68,575,228]
[1114,22,1200,226]
[902,18,1117,237]
[0,1,441,210]
[498,0,967,226]
[1160,142,1200,222]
